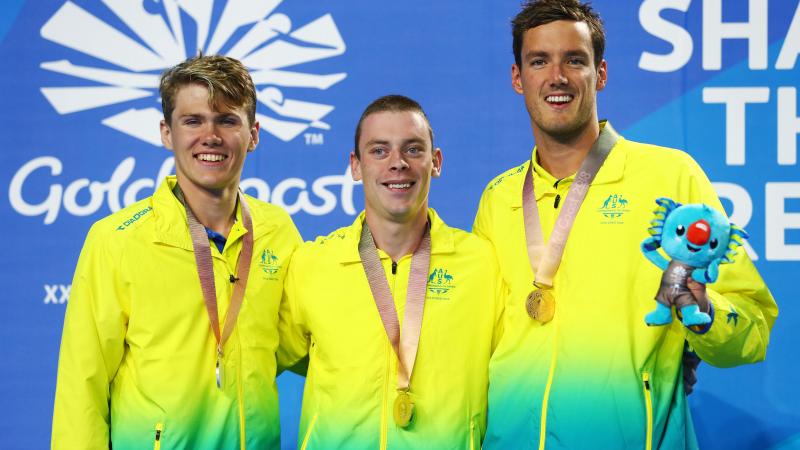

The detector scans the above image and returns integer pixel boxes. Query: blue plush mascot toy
[641,197,748,327]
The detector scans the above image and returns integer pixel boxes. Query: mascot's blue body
[641,197,748,327]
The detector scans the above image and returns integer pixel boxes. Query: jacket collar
[337,208,455,264]
[151,176,275,250]
[511,120,626,208]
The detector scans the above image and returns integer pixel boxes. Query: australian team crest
[259,249,281,279]
[427,268,456,300]
[598,194,630,224]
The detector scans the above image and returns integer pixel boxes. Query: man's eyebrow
[364,138,390,147]
[403,138,427,146]
[523,50,549,60]
[565,49,591,58]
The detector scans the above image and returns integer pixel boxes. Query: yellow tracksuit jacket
[52,176,301,450]
[278,209,505,450]
[474,124,778,450]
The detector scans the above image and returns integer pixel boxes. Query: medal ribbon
[359,221,431,392]
[523,124,619,286]
[175,186,254,384]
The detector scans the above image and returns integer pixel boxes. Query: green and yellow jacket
[52,176,301,450]
[474,124,778,450]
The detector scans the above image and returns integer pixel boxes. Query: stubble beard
[531,101,595,145]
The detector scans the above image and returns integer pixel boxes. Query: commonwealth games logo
[39,0,347,145]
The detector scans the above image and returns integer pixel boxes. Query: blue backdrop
[1,1,798,448]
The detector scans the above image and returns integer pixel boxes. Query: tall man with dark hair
[474,1,778,448]
[52,55,301,449]
[278,95,504,449]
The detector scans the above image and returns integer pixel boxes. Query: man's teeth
[388,183,411,189]
[197,154,226,162]
[546,95,573,103]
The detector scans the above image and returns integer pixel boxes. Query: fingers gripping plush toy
[641,198,747,327]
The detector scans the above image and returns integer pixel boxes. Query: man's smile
[195,153,228,163]
[545,94,574,106]
[383,181,415,191]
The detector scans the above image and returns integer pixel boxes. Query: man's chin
[537,118,592,142]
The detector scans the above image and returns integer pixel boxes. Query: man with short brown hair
[52,55,301,450]
[278,95,504,449]
[475,1,777,448]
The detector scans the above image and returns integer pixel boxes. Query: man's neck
[178,180,238,237]
[365,207,429,263]
[533,121,601,179]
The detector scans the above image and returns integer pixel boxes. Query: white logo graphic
[39,0,347,144]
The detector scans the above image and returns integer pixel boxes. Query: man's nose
[550,65,568,86]
[203,126,222,146]
[388,150,409,170]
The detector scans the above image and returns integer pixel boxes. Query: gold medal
[526,288,555,323]
[393,390,415,428]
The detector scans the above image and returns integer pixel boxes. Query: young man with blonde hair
[52,55,301,449]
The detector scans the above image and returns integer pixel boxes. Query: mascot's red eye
[710,238,718,249]
[676,225,685,236]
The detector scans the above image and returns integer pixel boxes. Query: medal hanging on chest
[393,390,415,428]
[177,185,254,390]
[521,124,618,323]
[525,288,556,322]
[359,221,431,428]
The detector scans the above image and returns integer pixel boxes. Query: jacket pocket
[642,373,653,450]
[153,422,164,450]
[300,413,318,450]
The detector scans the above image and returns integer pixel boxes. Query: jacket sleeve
[472,182,494,242]
[491,274,508,354]
[276,249,311,375]
[680,157,779,367]
[52,225,128,449]
[475,182,508,352]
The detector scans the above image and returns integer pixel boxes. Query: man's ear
[160,119,173,150]
[511,64,524,94]
[248,121,260,152]
[350,151,362,181]
[596,59,608,91]
[431,147,443,178]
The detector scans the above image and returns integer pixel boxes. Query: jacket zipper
[380,346,391,450]
[238,360,246,450]
[153,422,163,450]
[642,372,653,450]
[300,413,319,450]
[380,259,397,450]
[470,419,476,450]
[537,323,559,450]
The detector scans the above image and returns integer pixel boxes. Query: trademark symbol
[304,133,324,145]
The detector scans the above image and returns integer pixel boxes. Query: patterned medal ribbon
[358,220,431,427]
[522,123,619,320]
[175,185,254,389]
